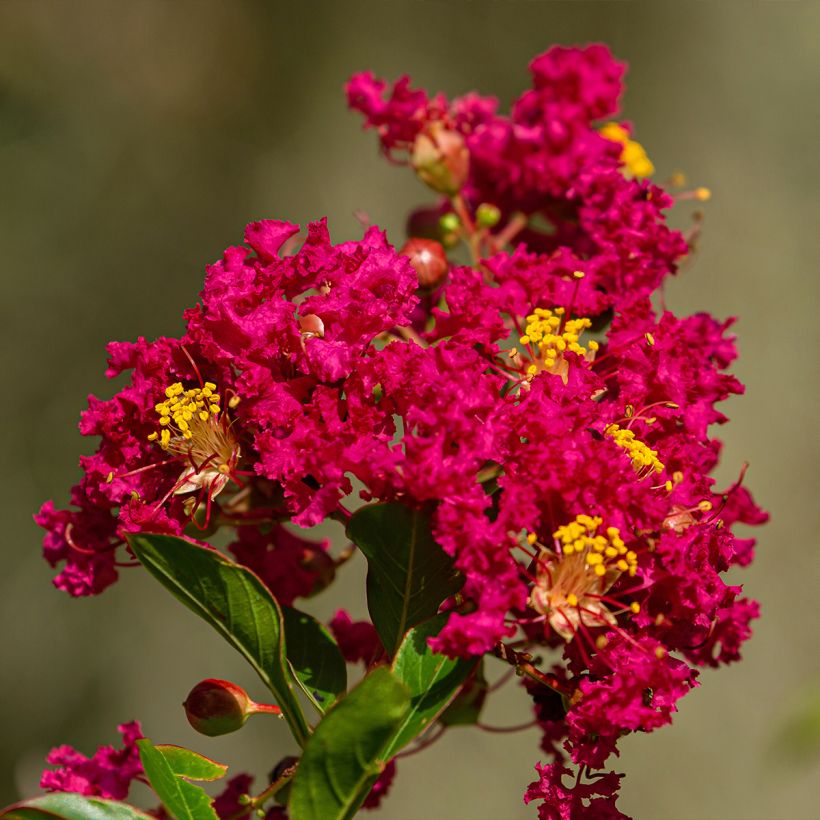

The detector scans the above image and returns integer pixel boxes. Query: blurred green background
[1,1,818,818]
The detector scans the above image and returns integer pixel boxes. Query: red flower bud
[400,238,449,289]
[411,123,469,196]
[183,679,281,737]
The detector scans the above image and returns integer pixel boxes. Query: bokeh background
[1,2,818,818]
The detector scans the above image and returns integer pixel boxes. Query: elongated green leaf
[127,533,309,746]
[282,606,347,714]
[384,614,478,757]
[154,745,228,781]
[1,795,153,820]
[288,667,410,820]
[138,739,216,820]
[346,503,461,656]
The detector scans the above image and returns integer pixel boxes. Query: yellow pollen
[520,307,595,380]
[529,514,642,642]
[604,423,665,477]
[599,122,655,178]
[152,382,222,445]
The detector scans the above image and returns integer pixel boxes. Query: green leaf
[282,606,347,714]
[383,613,478,757]
[1,795,153,820]
[154,745,228,781]
[288,666,411,820]
[137,739,216,820]
[127,533,309,746]
[346,503,461,656]
[439,659,489,727]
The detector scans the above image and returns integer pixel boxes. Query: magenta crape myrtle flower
[31,43,766,819]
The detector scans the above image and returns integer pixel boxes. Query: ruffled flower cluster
[36,44,765,817]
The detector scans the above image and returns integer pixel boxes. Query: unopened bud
[183,679,281,737]
[475,203,501,229]
[438,212,460,235]
[399,238,449,288]
[298,314,325,339]
[411,123,469,196]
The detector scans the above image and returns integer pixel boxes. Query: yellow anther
[526,532,538,545]
[520,306,594,379]
[630,602,641,614]
[599,122,655,178]
[566,593,579,607]
[604,423,665,476]
[698,500,713,511]
[645,332,655,346]
[695,187,711,202]
[617,559,629,572]
[665,480,673,492]
[573,270,585,279]
[594,564,606,577]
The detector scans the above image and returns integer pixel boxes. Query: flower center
[529,514,639,641]
[148,381,240,495]
[519,307,598,381]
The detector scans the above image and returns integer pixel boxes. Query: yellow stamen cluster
[519,307,597,377]
[554,514,638,578]
[148,382,221,449]
[605,423,665,476]
[599,122,655,178]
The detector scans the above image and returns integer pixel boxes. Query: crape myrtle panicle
[33,44,765,818]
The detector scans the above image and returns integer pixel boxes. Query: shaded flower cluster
[36,43,765,817]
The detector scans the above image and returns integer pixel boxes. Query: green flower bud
[439,212,460,235]
[476,203,501,229]
[411,123,469,195]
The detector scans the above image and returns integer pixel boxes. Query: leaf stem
[226,763,298,820]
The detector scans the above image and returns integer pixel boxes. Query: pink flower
[361,759,396,810]
[40,721,144,800]
[329,610,385,667]
[228,524,334,605]
[524,762,627,819]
